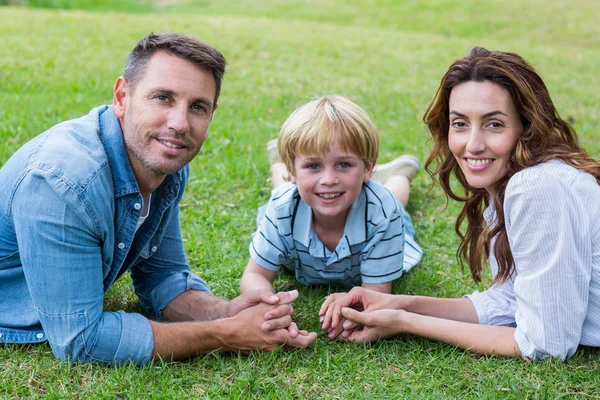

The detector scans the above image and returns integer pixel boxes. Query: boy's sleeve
[359,208,405,284]
[249,201,290,272]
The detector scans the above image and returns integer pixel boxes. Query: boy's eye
[337,162,350,168]
[307,163,320,170]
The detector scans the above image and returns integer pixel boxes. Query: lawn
[1,0,599,398]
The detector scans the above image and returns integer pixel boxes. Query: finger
[318,295,334,317]
[275,289,299,305]
[261,315,292,331]
[343,319,359,330]
[259,292,281,305]
[321,299,336,331]
[341,307,369,326]
[285,331,318,349]
[327,319,346,340]
[288,322,299,338]
[265,303,294,321]
[339,326,356,340]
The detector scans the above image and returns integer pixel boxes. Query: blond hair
[278,95,379,175]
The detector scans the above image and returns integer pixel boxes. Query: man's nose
[167,105,191,134]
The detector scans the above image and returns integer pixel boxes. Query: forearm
[401,311,521,357]
[150,318,241,360]
[395,295,479,323]
[362,282,392,294]
[240,271,276,294]
[161,290,229,322]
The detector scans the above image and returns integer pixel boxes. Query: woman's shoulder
[508,159,591,193]
[506,160,599,214]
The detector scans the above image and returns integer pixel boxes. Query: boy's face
[290,138,375,227]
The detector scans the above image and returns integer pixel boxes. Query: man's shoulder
[27,106,114,192]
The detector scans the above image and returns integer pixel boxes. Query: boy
[240,95,422,337]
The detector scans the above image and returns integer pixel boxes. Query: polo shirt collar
[291,186,368,247]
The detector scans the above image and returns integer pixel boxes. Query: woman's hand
[319,287,402,332]
[341,308,405,342]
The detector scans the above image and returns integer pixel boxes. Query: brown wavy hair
[423,47,600,284]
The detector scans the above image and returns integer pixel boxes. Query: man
[0,32,316,365]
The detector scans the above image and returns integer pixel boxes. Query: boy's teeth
[467,158,492,166]
[319,193,340,199]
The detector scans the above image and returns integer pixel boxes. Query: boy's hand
[319,287,399,332]
[318,292,356,340]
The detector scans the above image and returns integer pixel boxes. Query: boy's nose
[319,168,339,185]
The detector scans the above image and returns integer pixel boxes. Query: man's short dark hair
[123,32,227,107]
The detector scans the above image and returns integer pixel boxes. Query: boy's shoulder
[362,180,402,218]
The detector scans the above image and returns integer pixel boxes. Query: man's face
[113,51,217,193]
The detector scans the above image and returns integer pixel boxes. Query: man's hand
[224,301,317,351]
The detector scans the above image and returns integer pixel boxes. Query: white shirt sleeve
[505,166,592,361]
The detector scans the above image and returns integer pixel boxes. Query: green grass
[1,1,600,398]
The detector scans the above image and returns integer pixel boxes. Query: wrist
[391,294,410,310]
[207,298,231,320]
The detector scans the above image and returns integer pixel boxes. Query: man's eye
[156,95,169,101]
[192,104,208,112]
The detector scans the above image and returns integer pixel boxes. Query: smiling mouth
[466,158,493,166]
[318,193,341,199]
[158,139,185,149]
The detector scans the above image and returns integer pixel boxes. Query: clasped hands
[236,286,404,349]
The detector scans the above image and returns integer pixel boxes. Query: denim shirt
[0,106,210,365]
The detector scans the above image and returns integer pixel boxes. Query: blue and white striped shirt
[467,160,600,361]
[250,180,422,286]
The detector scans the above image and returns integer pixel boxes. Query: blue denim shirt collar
[97,106,140,198]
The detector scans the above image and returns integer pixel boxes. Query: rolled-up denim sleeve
[13,171,153,365]
[130,204,210,321]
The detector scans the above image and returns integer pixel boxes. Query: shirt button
[118,243,125,249]
[36,333,44,339]
[151,246,158,252]
[134,203,142,210]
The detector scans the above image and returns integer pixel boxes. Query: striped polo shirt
[250,180,422,286]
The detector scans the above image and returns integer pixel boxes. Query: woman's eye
[489,121,504,129]
[451,121,466,128]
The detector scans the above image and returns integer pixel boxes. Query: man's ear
[364,160,377,183]
[112,76,129,119]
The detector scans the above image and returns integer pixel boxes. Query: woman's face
[447,80,523,196]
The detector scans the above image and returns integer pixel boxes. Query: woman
[320,47,600,361]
